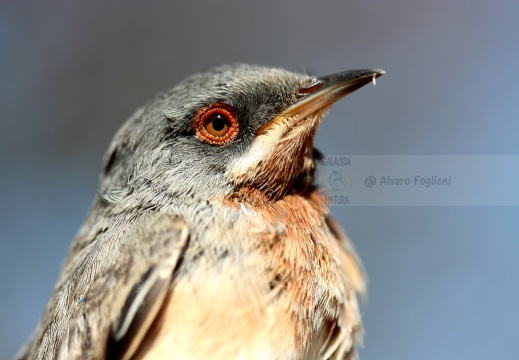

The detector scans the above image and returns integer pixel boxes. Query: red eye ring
[192,103,239,145]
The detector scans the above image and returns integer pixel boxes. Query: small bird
[18,64,383,360]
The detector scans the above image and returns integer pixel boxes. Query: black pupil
[211,114,227,132]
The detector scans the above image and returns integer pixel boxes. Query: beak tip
[374,69,386,77]
[371,69,385,86]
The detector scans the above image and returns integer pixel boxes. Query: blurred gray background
[1,1,519,359]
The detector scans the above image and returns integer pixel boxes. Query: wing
[18,210,189,360]
[315,215,366,360]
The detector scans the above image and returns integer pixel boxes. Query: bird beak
[258,68,385,134]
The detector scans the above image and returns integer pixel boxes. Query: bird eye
[192,103,239,145]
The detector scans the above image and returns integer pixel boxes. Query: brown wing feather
[18,209,189,360]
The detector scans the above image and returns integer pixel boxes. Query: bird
[17,64,384,360]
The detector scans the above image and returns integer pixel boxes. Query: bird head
[99,64,383,208]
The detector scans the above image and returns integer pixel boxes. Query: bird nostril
[298,80,324,95]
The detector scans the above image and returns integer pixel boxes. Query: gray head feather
[99,64,313,210]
